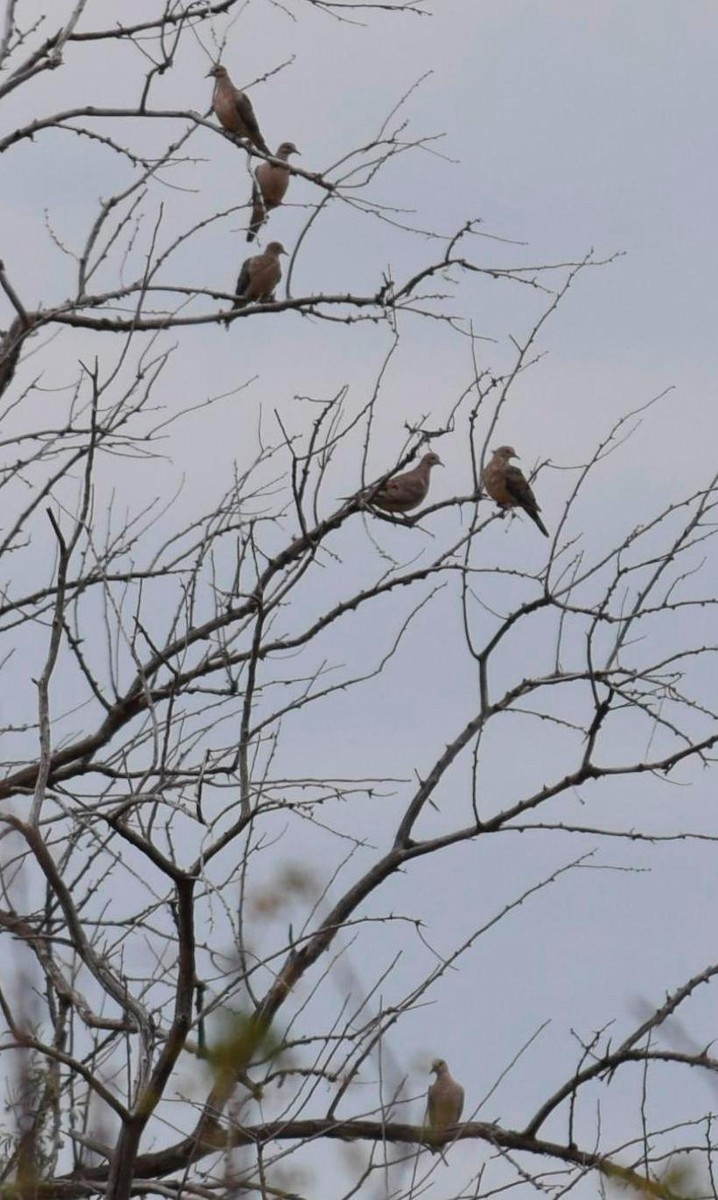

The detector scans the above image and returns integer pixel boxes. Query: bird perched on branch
[207,63,270,155]
[247,142,300,242]
[426,1058,464,1137]
[367,451,443,514]
[227,242,286,318]
[482,445,549,537]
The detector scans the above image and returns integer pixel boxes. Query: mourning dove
[247,142,300,242]
[482,445,549,537]
[427,1059,464,1136]
[207,64,270,155]
[369,451,443,514]
[229,241,286,315]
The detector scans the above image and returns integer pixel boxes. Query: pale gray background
[3,0,718,1191]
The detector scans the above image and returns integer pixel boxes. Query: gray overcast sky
[3,1,718,1194]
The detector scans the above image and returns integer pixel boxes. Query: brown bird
[247,142,300,242]
[207,63,270,155]
[482,445,549,537]
[427,1059,464,1136]
[369,451,443,514]
[230,241,286,313]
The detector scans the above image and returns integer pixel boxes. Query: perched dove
[229,241,286,315]
[247,142,300,242]
[427,1059,464,1136]
[482,445,549,537]
[207,64,270,155]
[369,451,443,514]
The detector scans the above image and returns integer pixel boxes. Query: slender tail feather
[529,509,550,537]
[247,182,265,242]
